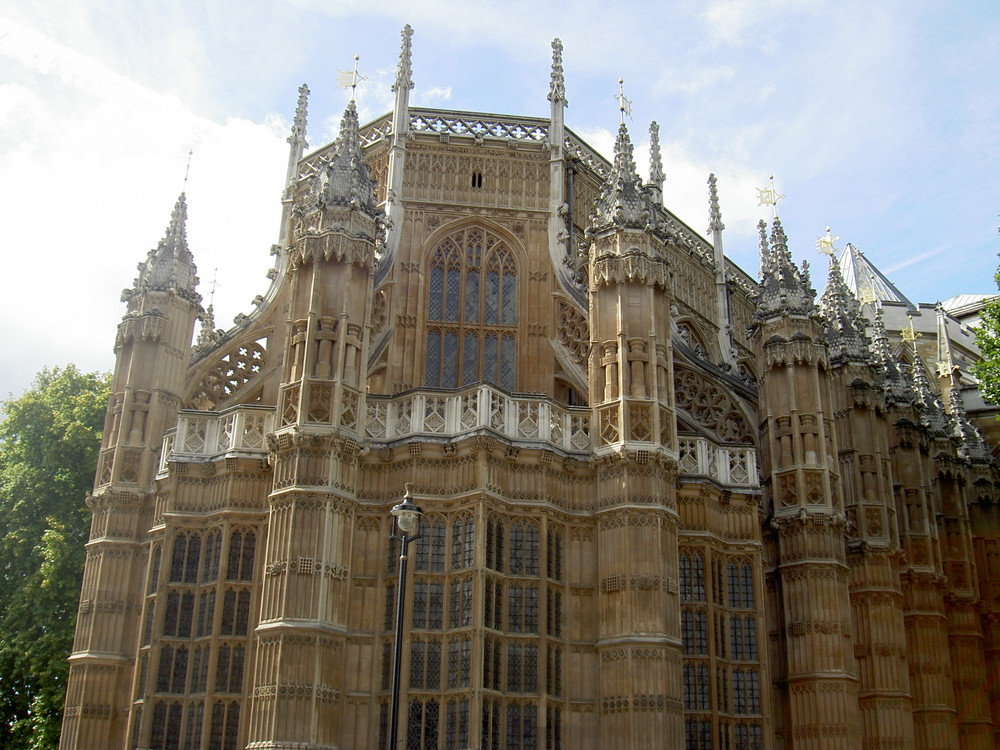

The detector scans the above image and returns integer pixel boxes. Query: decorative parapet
[366,384,591,454]
[160,406,275,470]
[677,437,759,487]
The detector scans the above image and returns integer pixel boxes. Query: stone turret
[247,97,383,750]
[62,195,202,750]
[753,216,861,749]
[585,119,681,750]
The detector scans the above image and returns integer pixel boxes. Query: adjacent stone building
[59,26,1000,750]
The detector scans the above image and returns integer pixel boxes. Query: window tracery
[226,528,256,581]
[170,531,201,584]
[189,337,268,409]
[209,700,240,750]
[425,226,518,390]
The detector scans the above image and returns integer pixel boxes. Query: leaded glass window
[183,701,204,750]
[406,699,439,750]
[505,703,537,750]
[215,644,245,694]
[546,705,561,750]
[446,699,470,750]
[220,588,250,636]
[162,591,194,638]
[203,529,222,583]
[682,610,708,656]
[731,616,758,661]
[449,577,473,629]
[412,580,444,630]
[681,550,706,602]
[546,646,562,696]
[409,639,442,690]
[148,544,162,594]
[486,516,504,572]
[727,560,754,609]
[416,517,446,572]
[226,528,255,581]
[506,644,538,694]
[191,646,209,693]
[683,663,710,711]
[156,645,188,694]
[452,515,474,570]
[547,528,563,581]
[425,227,518,389]
[170,531,201,583]
[149,701,182,750]
[685,719,712,750]
[209,701,240,750]
[509,520,539,576]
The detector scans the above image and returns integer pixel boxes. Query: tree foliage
[974,238,1000,406]
[0,366,109,750]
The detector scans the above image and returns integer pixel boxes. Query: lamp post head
[391,483,423,535]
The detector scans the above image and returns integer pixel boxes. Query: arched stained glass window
[425,227,518,390]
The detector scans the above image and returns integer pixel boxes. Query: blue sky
[1,0,998,399]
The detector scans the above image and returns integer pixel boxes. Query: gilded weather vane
[756,175,784,218]
[616,79,632,123]
[901,314,922,344]
[337,54,368,101]
[816,226,839,256]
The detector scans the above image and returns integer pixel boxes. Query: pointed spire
[911,355,951,437]
[648,121,664,196]
[757,219,770,280]
[306,100,380,218]
[392,24,414,93]
[124,194,200,304]
[948,385,992,461]
[708,173,725,234]
[820,254,868,362]
[869,307,913,404]
[589,121,662,235]
[548,38,566,104]
[289,84,309,149]
[196,304,218,348]
[755,217,816,319]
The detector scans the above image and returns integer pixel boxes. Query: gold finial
[816,226,839,255]
[337,54,368,101]
[901,314,921,343]
[616,78,632,123]
[756,174,784,218]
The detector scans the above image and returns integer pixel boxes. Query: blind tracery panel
[425,227,518,390]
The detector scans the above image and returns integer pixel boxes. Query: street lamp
[388,483,423,750]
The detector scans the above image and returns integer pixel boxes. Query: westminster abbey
[60,26,1000,750]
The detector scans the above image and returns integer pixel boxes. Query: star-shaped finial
[816,226,839,255]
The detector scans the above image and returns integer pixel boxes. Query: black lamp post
[388,483,423,750]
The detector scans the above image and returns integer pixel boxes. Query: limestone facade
[60,28,1000,750]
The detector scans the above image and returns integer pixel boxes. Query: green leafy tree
[0,366,109,749]
[974,230,1000,406]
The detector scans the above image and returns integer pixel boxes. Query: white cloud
[0,14,287,398]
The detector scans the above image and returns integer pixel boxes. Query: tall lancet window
[425,227,517,390]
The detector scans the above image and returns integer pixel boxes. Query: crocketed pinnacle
[757,220,769,280]
[870,307,912,405]
[911,355,951,437]
[125,193,200,304]
[196,304,217,348]
[589,122,661,234]
[755,217,816,318]
[288,84,309,149]
[948,386,993,462]
[708,173,724,234]
[318,100,379,217]
[392,25,414,93]
[820,254,867,362]
[648,122,664,190]
[548,38,566,104]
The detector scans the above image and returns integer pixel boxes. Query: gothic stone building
[60,27,1000,750]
